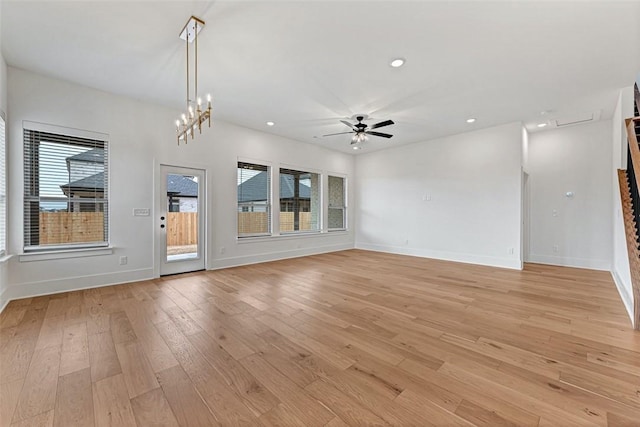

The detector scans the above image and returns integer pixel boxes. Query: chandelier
[175,16,212,144]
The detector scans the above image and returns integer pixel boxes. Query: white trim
[210,243,352,270]
[611,269,635,327]
[0,267,154,313]
[527,254,610,271]
[355,242,523,270]
[22,120,109,141]
[18,246,113,262]
[237,230,347,244]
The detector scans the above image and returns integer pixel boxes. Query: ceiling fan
[323,115,394,144]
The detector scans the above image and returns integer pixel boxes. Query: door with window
[159,165,205,275]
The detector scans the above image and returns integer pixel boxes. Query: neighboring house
[166,174,198,212]
[59,148,105,212]
[60,151,197,213]
[237,171,311,212]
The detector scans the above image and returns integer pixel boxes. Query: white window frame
[278,165,322,235]
[22,121,109,252]
[0,111,6,256]
[237,159,272,238]
[327,174,347,232]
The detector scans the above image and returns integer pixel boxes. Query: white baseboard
[355,242,522,270]
[611,269,635,327]
[0,268,154,311]
[209,243,354,270]
[527,254,610,271]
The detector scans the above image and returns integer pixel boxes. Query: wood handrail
[624,117,640,190]
[617,169,640,330]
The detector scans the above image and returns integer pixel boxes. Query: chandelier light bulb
[197,97,202,106]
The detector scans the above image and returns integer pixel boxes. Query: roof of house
[238,171,310,202]
[67,148,105,164]
[166,174,198,197]
[60,172,105,192]
[61,172,198,197]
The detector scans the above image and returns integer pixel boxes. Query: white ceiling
[2,1,639,154]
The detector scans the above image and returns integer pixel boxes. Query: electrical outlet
[220,247,225,254]
[119,256,128,265]
[508,247,514,255]
[552,209,558,217]
[552,245,559,253]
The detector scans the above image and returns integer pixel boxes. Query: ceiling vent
[554,110,601,127]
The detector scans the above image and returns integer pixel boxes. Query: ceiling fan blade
[340,120,356,129]
[322,131,355,137]
[369,119,394,130]
[365,131,393,138]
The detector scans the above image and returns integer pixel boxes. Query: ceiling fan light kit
[322,115,395,149]
[175,16,212,145]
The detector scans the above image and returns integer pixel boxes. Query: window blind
[23,129,109,250]
[237,162,271,237]
[0,115,5,254]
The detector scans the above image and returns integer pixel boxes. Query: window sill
[237,230,348,244]
[0,254,12,264]
[19,246,114,262]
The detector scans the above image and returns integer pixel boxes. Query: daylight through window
[23,129,109,250]
[328,175,346,230]
[237,162,271,237]
[0,114,6,255]
[279,168,320,233]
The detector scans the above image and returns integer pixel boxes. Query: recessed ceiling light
[466,118,476,123]
[390,58,405,68]
[266,121,275,126]
[537,123,547,128]
[353,146,361,150]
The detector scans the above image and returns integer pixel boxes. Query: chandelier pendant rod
[175,16,211,145]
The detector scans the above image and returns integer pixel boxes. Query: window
[237,162,270,237]
[0,113,5,255]
[23,128,109,251]
[328,175,346,230]
[279,168,319,233]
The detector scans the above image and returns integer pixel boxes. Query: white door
[159,165,206,275]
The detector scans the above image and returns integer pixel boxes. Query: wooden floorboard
[1,249,638,426]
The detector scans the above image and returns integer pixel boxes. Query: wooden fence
[39,211,315,246]
[167,212,198,246]
[238,212,313,234]
[39,212,104,245]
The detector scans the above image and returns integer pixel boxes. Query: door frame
[154,162,208,277]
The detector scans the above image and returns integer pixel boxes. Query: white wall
[355,122,523,269]
[3,68,355,305]
[528,120,612,271]
[611,87,635,324]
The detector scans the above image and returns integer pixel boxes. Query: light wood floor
[1,250,639,426]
